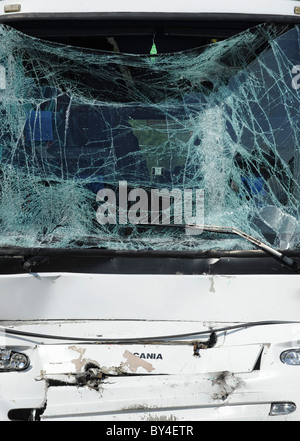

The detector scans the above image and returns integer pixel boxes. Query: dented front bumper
[1,323,300,421]
[1,273,300,421]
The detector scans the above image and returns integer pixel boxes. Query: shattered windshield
[0,22,300,251]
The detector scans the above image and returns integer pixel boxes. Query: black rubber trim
[0,248,298,275]
[0,12,300,24]
[0,245,297,258]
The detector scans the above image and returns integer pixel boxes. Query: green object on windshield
[150,42,157,56]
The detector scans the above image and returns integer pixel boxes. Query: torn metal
[2,318,300,421]
[35,341,263,378]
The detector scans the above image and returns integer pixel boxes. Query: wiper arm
[140,223,300,271]
[185,224,300,271]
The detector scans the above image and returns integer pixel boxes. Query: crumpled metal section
[0,23,299,250]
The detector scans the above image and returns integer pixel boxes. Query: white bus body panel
[0,0,298,17]
[1,273,300,421]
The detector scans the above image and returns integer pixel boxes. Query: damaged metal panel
[2,319,300,421]
[40,372,248,420]
[39,365,300,421]
[36,343,263,377]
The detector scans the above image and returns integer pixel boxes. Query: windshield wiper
[188,225,300,271]
[140,223,300,271]
[21,224,300,272]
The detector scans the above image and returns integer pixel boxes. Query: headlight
[0,349,29,371]
[280,349,300,366]
[270,403,296,416]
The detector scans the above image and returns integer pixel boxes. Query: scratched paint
[121,350,155,373]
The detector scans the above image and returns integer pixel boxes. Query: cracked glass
[0,23,299,251]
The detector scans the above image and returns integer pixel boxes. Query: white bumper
[1,272,300,421]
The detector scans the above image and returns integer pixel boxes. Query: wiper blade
[186,224,300,271]
[140,223,300,271]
